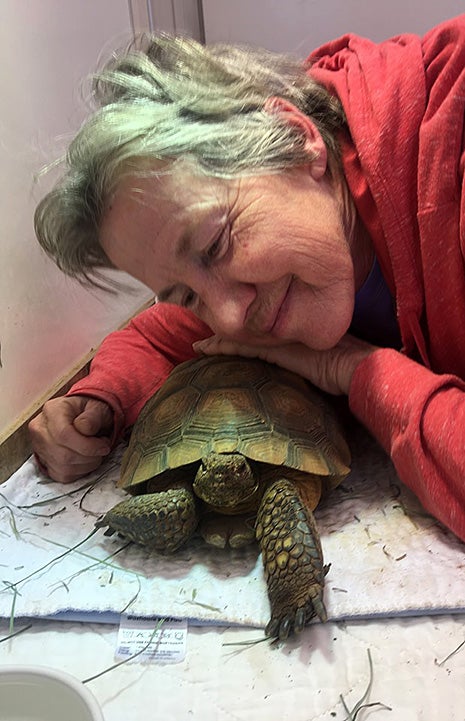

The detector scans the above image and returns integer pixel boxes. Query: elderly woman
[30,15,465,544]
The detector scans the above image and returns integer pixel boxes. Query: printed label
[116,614,187,664]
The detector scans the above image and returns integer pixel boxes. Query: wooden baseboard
[0,298,154,484]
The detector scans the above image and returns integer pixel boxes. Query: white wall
[202,0,464,53]
[144,0,204,40]
[0,0,153,440]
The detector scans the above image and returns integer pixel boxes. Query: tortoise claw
[293,608,306,634]
[264,618,280,638]
[278,618,291,641]
[264,593,328,640]
[312,596,328,623]
[264,616,292,641]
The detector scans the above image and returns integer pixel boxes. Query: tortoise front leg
[255,478,329,640]
[95,481,199,553]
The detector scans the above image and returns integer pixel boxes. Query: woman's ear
[263,96,327,179]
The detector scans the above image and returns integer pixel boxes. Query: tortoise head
[193,452,259,511]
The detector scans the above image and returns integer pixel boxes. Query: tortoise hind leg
[95,481,199,553]
[255,478,328,640]
[200,512,256,549]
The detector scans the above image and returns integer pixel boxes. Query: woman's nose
[202,278,255,337]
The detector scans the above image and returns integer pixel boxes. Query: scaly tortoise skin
[96,355,351,639]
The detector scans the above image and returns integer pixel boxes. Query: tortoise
[96,355,351,639]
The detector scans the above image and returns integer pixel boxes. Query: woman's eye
[181,289,197,308]
[205,228,228,262]
[207,238,220,259]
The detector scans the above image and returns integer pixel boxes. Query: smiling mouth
[248,278,293,336]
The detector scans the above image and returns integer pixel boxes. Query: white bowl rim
[0,664,104,720]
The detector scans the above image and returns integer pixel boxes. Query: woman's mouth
[268,279,293,336]
[247,278,293,337]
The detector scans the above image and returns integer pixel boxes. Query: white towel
[1,424,464,627]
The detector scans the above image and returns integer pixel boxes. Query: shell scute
[119,355,350,493]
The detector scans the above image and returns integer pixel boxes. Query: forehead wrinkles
[172,171,228,216]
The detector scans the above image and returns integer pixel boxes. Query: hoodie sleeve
[67,303,212,442]
[349,348,465,542]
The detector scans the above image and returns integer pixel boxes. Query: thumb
[73,399,113,439]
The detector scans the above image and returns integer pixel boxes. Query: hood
[308,31,428,361]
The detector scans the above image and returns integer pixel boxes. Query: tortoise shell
[119,355,350,493]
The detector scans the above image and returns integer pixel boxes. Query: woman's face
[100,162,356,350]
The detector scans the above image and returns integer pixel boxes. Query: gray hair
[34,34,346,287]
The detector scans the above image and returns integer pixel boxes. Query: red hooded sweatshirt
[69,16,465,541]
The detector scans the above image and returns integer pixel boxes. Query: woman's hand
[28,395,114,483]
[193,334,378,395]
